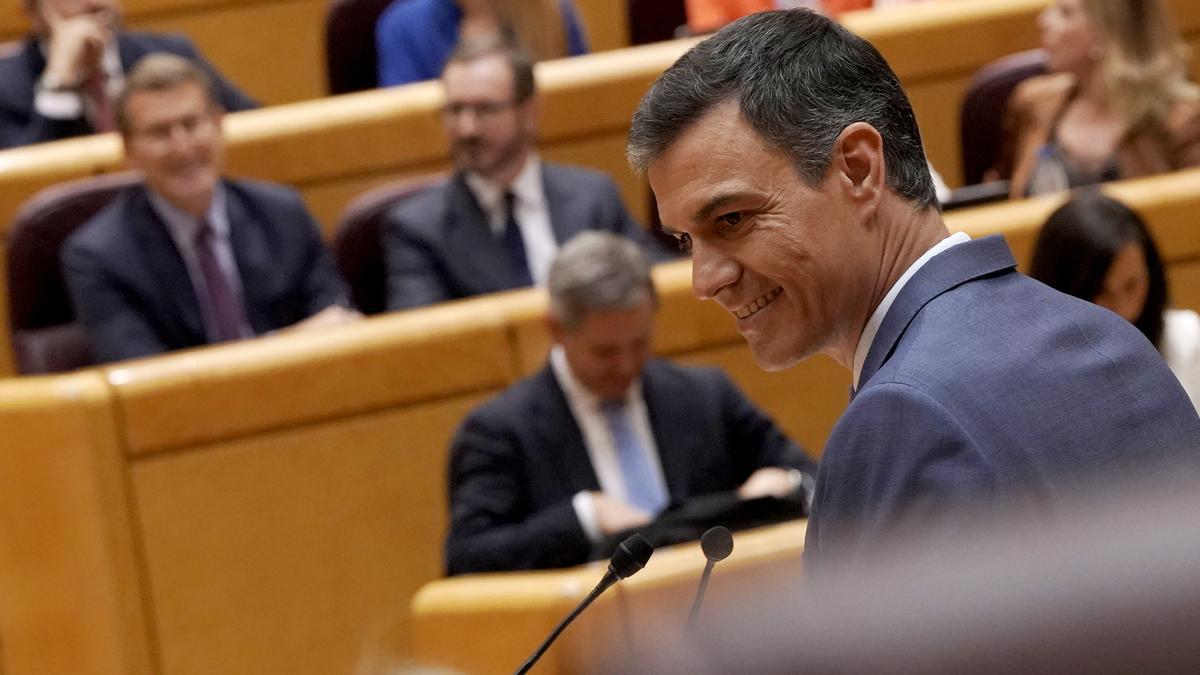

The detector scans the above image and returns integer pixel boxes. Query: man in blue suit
[445,232,815,574]
[382,36,672,311]
[62,54,355,364]
[0,0,256,149]
[627,10,1200,569]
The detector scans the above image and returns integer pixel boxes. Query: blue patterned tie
[502,191,533,286]
[600,400,668,514]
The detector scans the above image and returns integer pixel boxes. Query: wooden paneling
[132,395,485,675]
[0,373,152,675]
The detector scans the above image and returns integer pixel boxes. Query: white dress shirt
[550,346,668,543]
[34,39,123,122]
[147,184,251,341]
[852,232,971,390]
[463,154,559,284]
[1162,308,1200,413]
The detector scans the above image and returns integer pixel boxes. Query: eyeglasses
[130,111,219,144]
[441,99,519,123]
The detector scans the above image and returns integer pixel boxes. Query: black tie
[502,191,533,286]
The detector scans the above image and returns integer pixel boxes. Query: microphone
[516,533,654,674]
[686,526,734,633]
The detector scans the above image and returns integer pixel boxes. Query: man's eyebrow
[694,192,748,223]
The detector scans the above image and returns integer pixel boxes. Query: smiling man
[444,232,815,574]
[62,54,355,364]
[627,10,1200,569]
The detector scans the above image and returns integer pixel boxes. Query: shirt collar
[851,231,971,390]
[550,345,640,410]
[147,182,229,248]
[463,153,543,229]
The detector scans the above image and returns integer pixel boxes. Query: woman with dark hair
[1030,190,1200,409]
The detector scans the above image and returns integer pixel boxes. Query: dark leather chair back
[7,172,141,374]
[334,174,447,315]
[627,0,688,44]
[960,49,1047,186]
[325,0,398,94]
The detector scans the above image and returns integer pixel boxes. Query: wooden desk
[411,520,807,675]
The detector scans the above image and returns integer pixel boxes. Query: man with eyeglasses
[0,0,256,149]
[62,54,357,364]
[382,35,671,311]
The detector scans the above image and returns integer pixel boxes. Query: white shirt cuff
[35,86,84,120]
[572,491,603,544]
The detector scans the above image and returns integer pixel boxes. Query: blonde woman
[376,0,588,87]
[1001,0,1200,197]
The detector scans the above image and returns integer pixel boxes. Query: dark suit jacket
[805,236,1200,571]
[61,178,348,364]
[0,31,257,149]
[445,358,816,574]
[383,163,674,310]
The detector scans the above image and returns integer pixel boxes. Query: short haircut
[116,54,219,137]
[1029,190,1167,349]
[443,34,537,103]
[548,232,657,331]
[627,9,936,208]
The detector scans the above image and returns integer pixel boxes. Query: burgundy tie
[194,220,244,342]
[82,70,115,133]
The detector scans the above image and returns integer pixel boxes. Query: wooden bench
[2,165,1200,673]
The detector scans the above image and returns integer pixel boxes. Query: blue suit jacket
[61,179,348,364]
[382,162,674,310]
[0,31,257,149]
[445,359,816,574]
[805,236,1200,569]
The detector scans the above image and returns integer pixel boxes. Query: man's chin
[746,337,803,373]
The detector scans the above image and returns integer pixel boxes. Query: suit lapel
[537,366,603,494]
[859,235,1018,387]
[443,175,520,291]
[542,165,582,245]
[224,182,275,334]
[128,188,207,342]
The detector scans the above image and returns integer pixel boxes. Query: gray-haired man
[444,231,815,574]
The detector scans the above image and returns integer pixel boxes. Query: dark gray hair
[444,34,537,103]
[548,232,657,330]
[627,9,936,208]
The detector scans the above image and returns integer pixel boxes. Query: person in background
[445,231,816,574]
[1030,191,1200,411]
[376,0,588,87]
[382,36,670,311]
[0,0,256,149]
[62,54,356,364]
[1000,0,1200,197]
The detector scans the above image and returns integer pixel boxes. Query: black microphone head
[609,533,654,580]
[701,526,734,562]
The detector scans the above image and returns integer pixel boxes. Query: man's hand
[41,3,115,86]
[591,492,652,535]
[737,467,799,500]
[286,305,363,332]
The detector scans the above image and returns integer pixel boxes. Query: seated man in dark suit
[382,35,672,311]
[62,54,357,364]
[0,0,256,149]
[445,231,816,574]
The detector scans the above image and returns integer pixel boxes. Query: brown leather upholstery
[324,0,398,94]
[7,172,141,374]
[960,49,1047,186]
[627,0,688,44]
[333,173,447,314]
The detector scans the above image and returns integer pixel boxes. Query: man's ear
[832,122,886,205]
[546,313,565,344]
[521,92,542,137]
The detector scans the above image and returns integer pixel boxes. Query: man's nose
[691,240,740,301]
